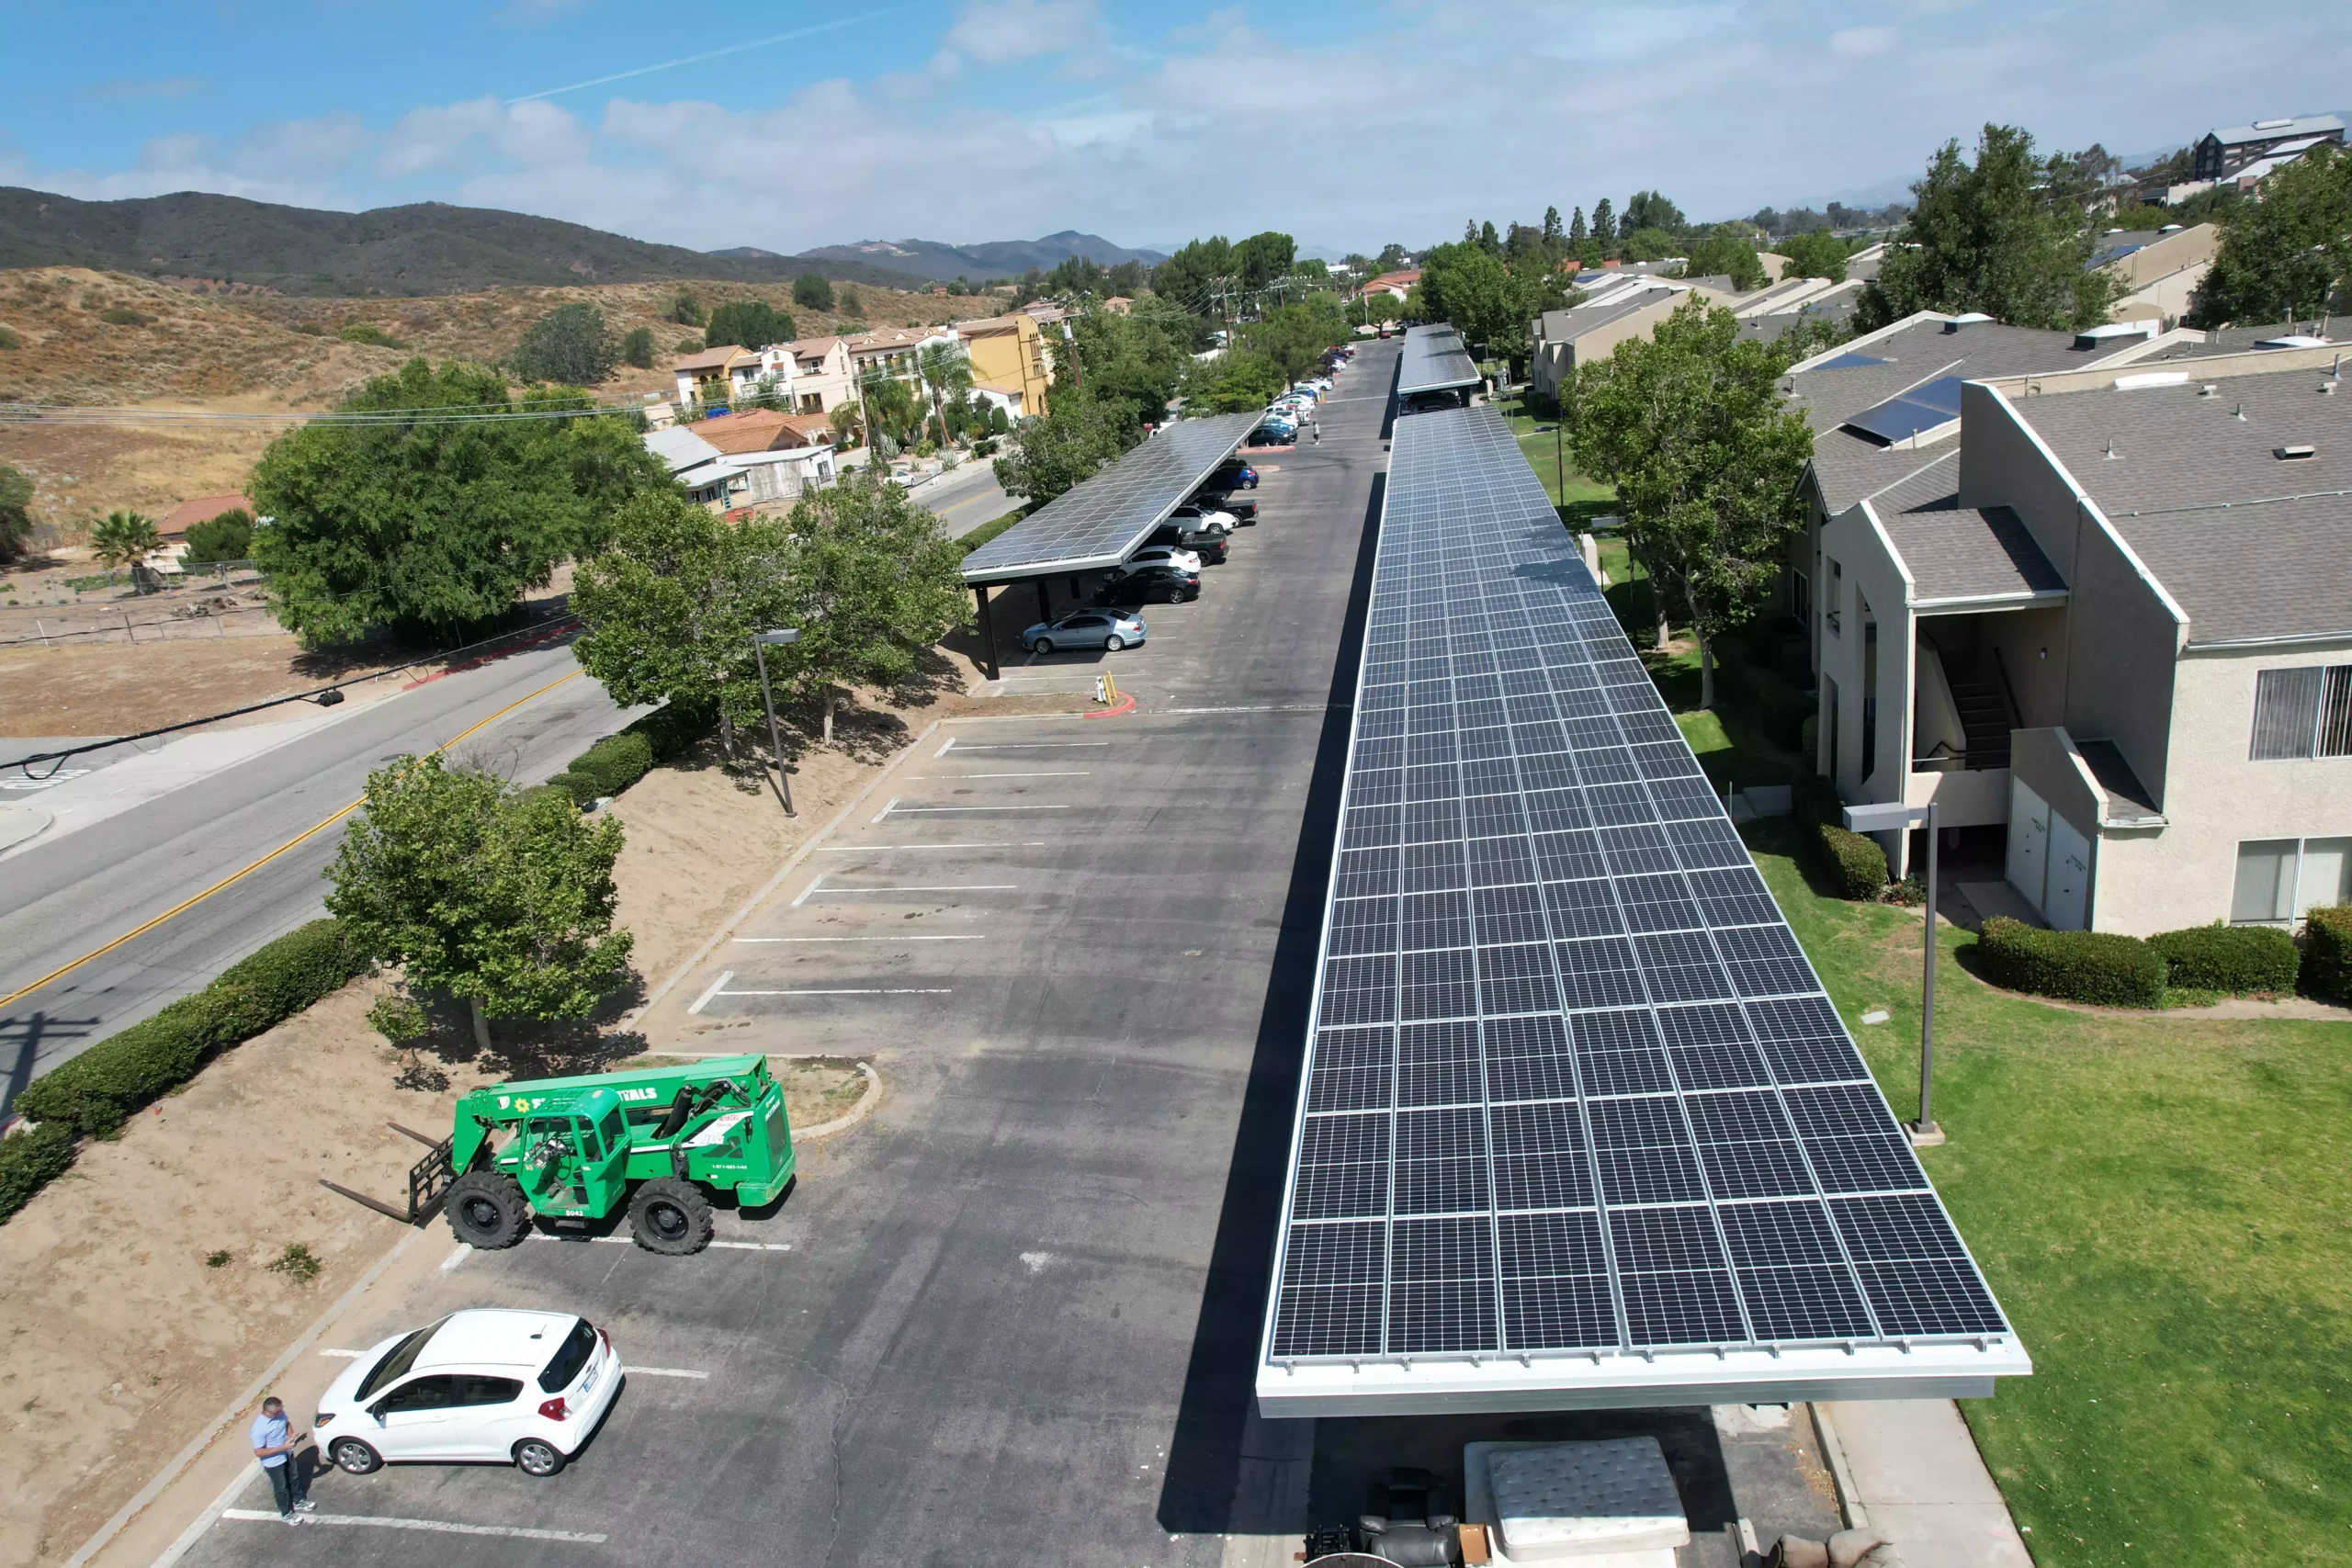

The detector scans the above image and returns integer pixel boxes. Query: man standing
[250,1396,316,1523]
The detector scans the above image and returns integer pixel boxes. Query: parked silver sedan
[1022,608,1147,654]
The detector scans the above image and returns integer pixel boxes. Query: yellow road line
[0,669,582,1011]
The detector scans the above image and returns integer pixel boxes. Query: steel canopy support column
[973,584,999,682]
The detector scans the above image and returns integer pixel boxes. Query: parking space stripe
[789,875,826,907]
[628,1367,710,1379]
[220,1509,607,1543]
[813,840,1047,852]
[942,741,1112,750]
[718,987,952,997]
[910,770,1092,779]
[316,1348,367,1359]
[881,804,1072,814]
[524,1234,791,1251]
[686,970,733,1015]
[807,884,1014,894]
[733,934,984,942]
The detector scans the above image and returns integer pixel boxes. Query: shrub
[1789,772,1840,828]
[2148,923,2299,995]
[268,1242,322,1284]
[0,1124,78,1224]
[1816,823,1889,899]
[2302,905,2352,1001]
[621,325,655,368]
[339,322,401,347]
[0,324,19,350]
[99,307,153,327]
[182,508,254,565]
[551,729,656,806]
[1976,916,2165,1008]
[14,919,362,1135]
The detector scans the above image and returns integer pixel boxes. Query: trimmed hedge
[2148,923,2299,995]
[547,702,714,807]
[2305,905,2352,1002]
[1976,916,2165,1008]
[14,919,364,1137]
[1817,823,1890,899]
[0,1123,78,1224]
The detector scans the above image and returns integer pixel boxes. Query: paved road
[914,459,1019,537]
[0,640,639,1111]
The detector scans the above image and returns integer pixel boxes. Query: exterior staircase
[1945,677,2013,769]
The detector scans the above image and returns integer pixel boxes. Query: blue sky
[4,0,2347,257]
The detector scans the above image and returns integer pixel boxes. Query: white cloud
[379,96,591,178]
[1829,26,1899,57]
[33,116,364,207]
[934,0,1101,72]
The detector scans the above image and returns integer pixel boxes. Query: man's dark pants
[266,1458,308,1516]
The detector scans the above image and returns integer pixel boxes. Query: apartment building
[2092,223,2220,330]
[1797,317,2350,934]
[954,312,1054,419]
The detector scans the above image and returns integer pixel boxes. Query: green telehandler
[437,1054,796,1256]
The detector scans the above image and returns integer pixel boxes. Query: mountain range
[0,186,1159,299]
[786,231,1166,284]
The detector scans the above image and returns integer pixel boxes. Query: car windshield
[356,1318,448,1402]
[537,1317,598,1393]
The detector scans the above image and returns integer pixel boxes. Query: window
[2250,664,2352,760]
[2233,837,2352,923]
[356,1319,448,1402]
[374,1375,465,1415]
[1791,569,1811,625]
[454,1376,526,1408]
[1824,558,1843,636]
[539,1319,600,1393]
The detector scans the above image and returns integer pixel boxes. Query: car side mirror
[368,1404,388,1425]
[1358,1515,1388,1536]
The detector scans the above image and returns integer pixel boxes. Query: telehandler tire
[447,1169,531,1249]
[628,1178,714,1255]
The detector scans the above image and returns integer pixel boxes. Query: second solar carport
[960,411,1260,677]
[1396,323,1484,409]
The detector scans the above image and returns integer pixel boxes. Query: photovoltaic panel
[1396,323,1484,397]
[960,411,1258,583]
[1839,375,1968,446]
[1258,404,2025,1413]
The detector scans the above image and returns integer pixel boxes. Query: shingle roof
[2008,367,2352,641]
[673,344,748,372]
[694,409,798,454]
[1863,452,2068,605]
[2207,114,2343,146]
[1793,318,2117,513]
[1535,288,1677,344]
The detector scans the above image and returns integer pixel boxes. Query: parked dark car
[1209,462,1259,490]
[1097,563,1200,604]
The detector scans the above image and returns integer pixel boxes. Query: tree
[621,325,655,368]
[1623,190,1687,235]
[1232,231,1297,288]
[1680,231,1769,290]
[1857,124,2122,333]
[90,510,161,570]
[1778,230,1849,283]
[666,291,705,326]
[703,300,796,352]
[1069,307,1191,436]
[1375,243,1410,270]
[1617,227,1680,264]
[1591,197,1617,247]
[250,358,667,646]
[838,285,861,315]
[1046,255,1109,298]
[767,477,969,742]
[1181,349,1287,413]
[918,339,975,447]
[1478,220,1502,254]
[1566,299,1815,708]
[1153,236,1235,315]
[2191,144,2352,327]
[1240,297,1351,386]
[512,302,616,385]
[1543,206,1565,250]
[0,463,33,563]
[1106,258,1148,296]
[1568,207,1588,249]
[182,508,254,564]
[1417,242,1571,372]
[572,491,797,757]
[327,753,632,1050]
[793,274,835,311]
[993,392,1124,508]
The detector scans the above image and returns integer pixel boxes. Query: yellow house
[954,313,1054,420]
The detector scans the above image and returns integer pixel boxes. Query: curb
[1083,693,1136,720]
[793,1061,883,1139]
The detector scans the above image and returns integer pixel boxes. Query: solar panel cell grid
[1262,404,2015,1370]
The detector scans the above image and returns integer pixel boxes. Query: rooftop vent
[2113,370,2189,389]
[2160,224,2184,233]
[1943,312,1995,332]
[2199,384,2220,397]
[2254,118,2296,130]
[2275,444,2316,459]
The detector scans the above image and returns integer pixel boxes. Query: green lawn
[1493,392,1618,517]
[1746,824,2352,1565]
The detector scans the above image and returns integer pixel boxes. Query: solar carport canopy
[959,411,1258,585]
[1255,406,2028,1416]
[1397,324,1483,398]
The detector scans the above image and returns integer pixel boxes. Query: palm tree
[90,509,163,572]
[917,340,974,450]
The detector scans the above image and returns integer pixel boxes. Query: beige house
[1797,316,2351,935]
[955,312,1055,418]
[2093,224,2219,329]
[1525,273,1849,402]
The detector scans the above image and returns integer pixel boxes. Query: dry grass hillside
[0,267,1001,525]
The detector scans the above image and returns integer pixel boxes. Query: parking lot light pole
[752,629,801,817]
[1842,799,1942,1145]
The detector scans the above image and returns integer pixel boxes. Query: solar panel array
[1263,406,2013,1368]
[960,411,1259,584]
[1398,325,1483,398]
[1840,375,1966,446]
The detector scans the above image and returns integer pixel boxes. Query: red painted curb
[1082,694,1136,720]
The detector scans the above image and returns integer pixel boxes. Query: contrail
[508,4,925,104]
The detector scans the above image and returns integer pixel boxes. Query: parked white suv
[316,1309,623,1478]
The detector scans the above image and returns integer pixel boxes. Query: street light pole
[1842,798,1944,1145]
[752,628,801,818]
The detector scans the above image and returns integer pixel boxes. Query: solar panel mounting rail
[1254,405,2028,1416]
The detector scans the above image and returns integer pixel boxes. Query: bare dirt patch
[0,635,400,737]
[0,660,1087,1564]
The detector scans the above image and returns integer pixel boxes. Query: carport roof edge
[1396,323,1482,396]
[959,412,1259,586]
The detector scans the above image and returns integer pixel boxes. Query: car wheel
[331,1438,382,1475]
[1161,588,1183,604]
[446,1169,530,1250]
[514,1438,566,1477]
[1104,635,1125,652]
[628,1177,715,1256]
[1034,637,1054,655]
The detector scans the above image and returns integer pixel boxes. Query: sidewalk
[1820,1401,2032,1567]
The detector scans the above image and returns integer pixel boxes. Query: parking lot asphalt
[173,340,1402,1568]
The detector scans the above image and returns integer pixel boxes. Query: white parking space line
[440,1244,471,1273]
[628,1366,710,1379]
[686,970,734,1015]
[813,840,1047,852]
[806,884,1014,895]
[316,1348,367,1359]
[525,1233,792,1251]
[790,875,826,907]
[940,740,1113,752]
[719,987,952,998]
[220,1509,606,1544]
[909,770,1092,780]
[733,934,984,943]
[878,803,1073,817]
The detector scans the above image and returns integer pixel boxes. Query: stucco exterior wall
[2093,640,2352,935]
[1815,500,1920,867]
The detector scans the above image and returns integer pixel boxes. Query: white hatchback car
[316,1309,622,1478]
[1120,544,1203,574]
